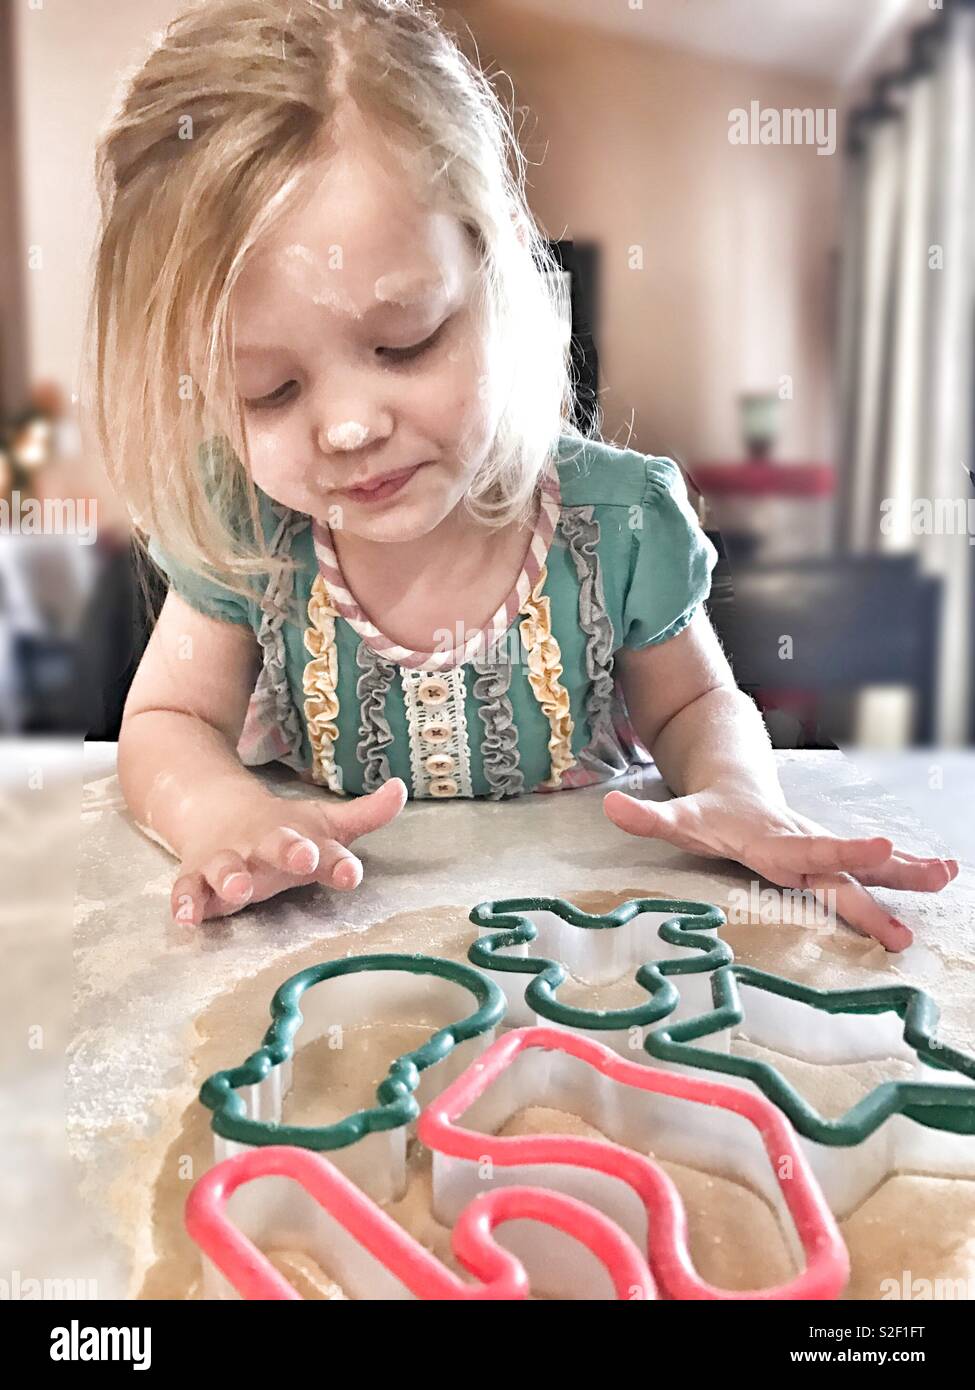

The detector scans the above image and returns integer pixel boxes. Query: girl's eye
[377,321,447,365]
[245,381,297,411]
[242,319,450,407]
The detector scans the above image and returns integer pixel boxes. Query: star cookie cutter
[643,964,975,1217]
[199,953,506,1204]
[185,1144,657,1301]
[468,896,731,1050]
[417,1025,848,1300]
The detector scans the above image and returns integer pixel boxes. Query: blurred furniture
[75,538,166,741]
[11,634,82,732]
[545,239,600,434]
[689,461,835,565]
[0,533,100,732]
[709,551,941,746]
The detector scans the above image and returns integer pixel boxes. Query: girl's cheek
[247,430,299,501]
[453,354,499,440]
[435,342,490,432]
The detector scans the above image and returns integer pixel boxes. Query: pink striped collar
[311,458,562,670]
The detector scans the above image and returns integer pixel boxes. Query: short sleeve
[147,535,256,628]
[620,456,719,650]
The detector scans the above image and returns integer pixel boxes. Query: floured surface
[729,1040,917,1120]
[284,1023,454,1127]
[842,1176,975,1299]
[69,750,975,1298]
[128,891,975,1301]
[2,745,128,1294]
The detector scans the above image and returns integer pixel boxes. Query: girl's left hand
[603,780,959,952]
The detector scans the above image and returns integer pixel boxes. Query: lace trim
[518,563,576,788]
[303,573,346,794]
[401,666,474,798]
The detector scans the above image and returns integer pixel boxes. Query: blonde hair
[80,0,596,600]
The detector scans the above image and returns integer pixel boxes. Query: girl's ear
[511,211,528,249]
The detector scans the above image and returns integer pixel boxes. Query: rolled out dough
[120,891,975,1301]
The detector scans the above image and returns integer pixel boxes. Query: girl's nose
[321,422,370,451]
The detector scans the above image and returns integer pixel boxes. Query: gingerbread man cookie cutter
[199,953,506,1205]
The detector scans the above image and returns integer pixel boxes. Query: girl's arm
[118,590,406,923]
[615,607,783,800]
[118,591,268,850]
[605,608,958,951]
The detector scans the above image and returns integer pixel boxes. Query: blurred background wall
[1,0,971,750]
[450,0,843,464]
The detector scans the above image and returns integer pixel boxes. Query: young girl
[84,0,955,947]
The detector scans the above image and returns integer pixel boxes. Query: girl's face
[230,127,498,544]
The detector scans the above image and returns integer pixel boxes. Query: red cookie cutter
[185,1143,657,1300]
[417,1026,849,1301]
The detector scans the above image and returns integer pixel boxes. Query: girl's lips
[340,463,424,503]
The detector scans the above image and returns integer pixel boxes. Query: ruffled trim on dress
[472,643,526,800]
[303,573,346,794]
[355,641,397,792]
[238,505,310,772]
[558,505,628,777]
[518,563,576,788]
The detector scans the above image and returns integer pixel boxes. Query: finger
[252,825,363,891]
[880,849,959,881]
[200,850,254,905]
[804,872,913,951]
[852,855,955,892]
[603,791,692,844]
[787,822,960,886]
[171,871,210,927]
[310,840,364,891]
[758,832,894,877]
[327,777,408,844]
[254,825,322,875]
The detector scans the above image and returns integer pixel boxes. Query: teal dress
[149,434,718,799]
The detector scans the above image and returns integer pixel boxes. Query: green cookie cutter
[200,953,506,1150]
[467,895,731,1032]
[644,964,975,1144]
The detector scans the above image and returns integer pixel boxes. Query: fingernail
[331,857,361,888]
[222,872,252,901]
[286,841,318,873]
[888,916,913,948]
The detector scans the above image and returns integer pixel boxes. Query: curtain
[839,8,975,744]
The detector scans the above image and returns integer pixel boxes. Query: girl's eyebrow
[236,279,447,358]
[372,271,445,306]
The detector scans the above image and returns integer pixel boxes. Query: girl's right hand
[170,777,408,924]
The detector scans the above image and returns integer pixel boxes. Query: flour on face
[326,422,370,451]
